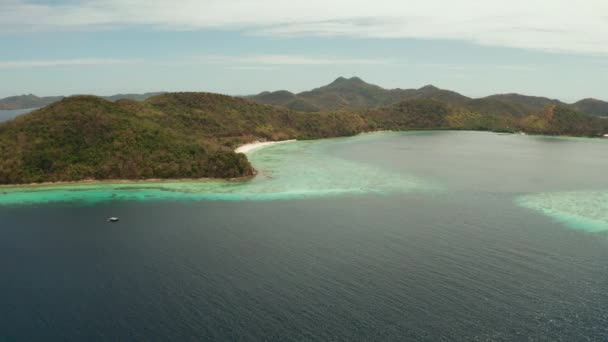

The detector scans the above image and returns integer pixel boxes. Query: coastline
[0,139,298,189]
[358,130,393,135]
[3,130,605,190]
[235,139,297,154]
[0,175,255,189]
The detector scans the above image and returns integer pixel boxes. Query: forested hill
[248,77,471,112]
[0,93,367,184]
[0,92,607,185]
[5,77,607,117]
[573,98,608,117]
[249,77,608,118]
[0,92,164,110]
[0,95,254,184]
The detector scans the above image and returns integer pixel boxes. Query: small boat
[107,217,119,222]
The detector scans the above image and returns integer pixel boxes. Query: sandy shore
[358,130,393,135]
[235,140,296,154]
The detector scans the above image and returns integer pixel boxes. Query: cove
[0,133,438,206]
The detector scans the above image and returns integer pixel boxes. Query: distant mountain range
[248,77,608,117]
[4,79,607,118]
[0,92,165,110]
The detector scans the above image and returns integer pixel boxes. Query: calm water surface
[0,108,37,122]
[1,131,608,341]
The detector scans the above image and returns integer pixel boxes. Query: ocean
[1,131,607,341]
[0,108,37,122]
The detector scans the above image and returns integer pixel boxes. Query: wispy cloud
[199,55,393,66]
[417,63,538,72]
[2,0,608,56]
[0,58,141,69]
[224,66,278,71]
[0,54,392,70]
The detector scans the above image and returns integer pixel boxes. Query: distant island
[246,76,608,118]
[0,92,165,110]
[1,77,607,185]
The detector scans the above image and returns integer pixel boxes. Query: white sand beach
[235,140,296,154]
[358,130,393,135]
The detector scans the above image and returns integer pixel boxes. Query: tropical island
[1,77,607,185]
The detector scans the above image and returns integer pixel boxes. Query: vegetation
[573,99,608,117]
[248,77,471,112]
[0,93,164,110]
[249,77,608,118]
[0,96,253,184]
[518,105,608,136]
[1,79,607,185]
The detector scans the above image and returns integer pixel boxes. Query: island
[1,77,607,185]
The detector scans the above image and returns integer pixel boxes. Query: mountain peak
[576,98,603,104]
[328,76,368,87]
[419,85,439,91]
[332,76,348,83]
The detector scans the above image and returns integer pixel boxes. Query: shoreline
[358,130,394,135]
[1,139,298,189]
[0,175,255,189]
[235,139,297,154]
[2,130,606,189]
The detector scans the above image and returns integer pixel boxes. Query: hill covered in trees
[1,87,607,185]
[5,77,607,118]
[248,77,471,112]
[0,92,164,110]
[572,98,608,117]
[0,96,253,184]
[249,77,608,118]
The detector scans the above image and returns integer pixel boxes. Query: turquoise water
[0,134,438,206]
[516,192,608,233]
[2,131,608,234]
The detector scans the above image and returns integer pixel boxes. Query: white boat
[107,217,119,222]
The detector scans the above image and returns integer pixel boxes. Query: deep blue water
[1,132,608,341]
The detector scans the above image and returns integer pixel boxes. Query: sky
[1,0,607,102]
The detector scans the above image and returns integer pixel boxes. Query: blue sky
[1,0,607,102]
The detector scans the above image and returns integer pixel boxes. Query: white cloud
[2,0,608,55]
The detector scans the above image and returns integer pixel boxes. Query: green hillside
[249,77,607,119]
[1,90,606,185]
[249,77,471,112]
[0,96,253,184]
[0,92,164,110]
[573,98,608,117]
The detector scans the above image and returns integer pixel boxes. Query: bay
[1,131,608,341]
[0,108,38,122]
